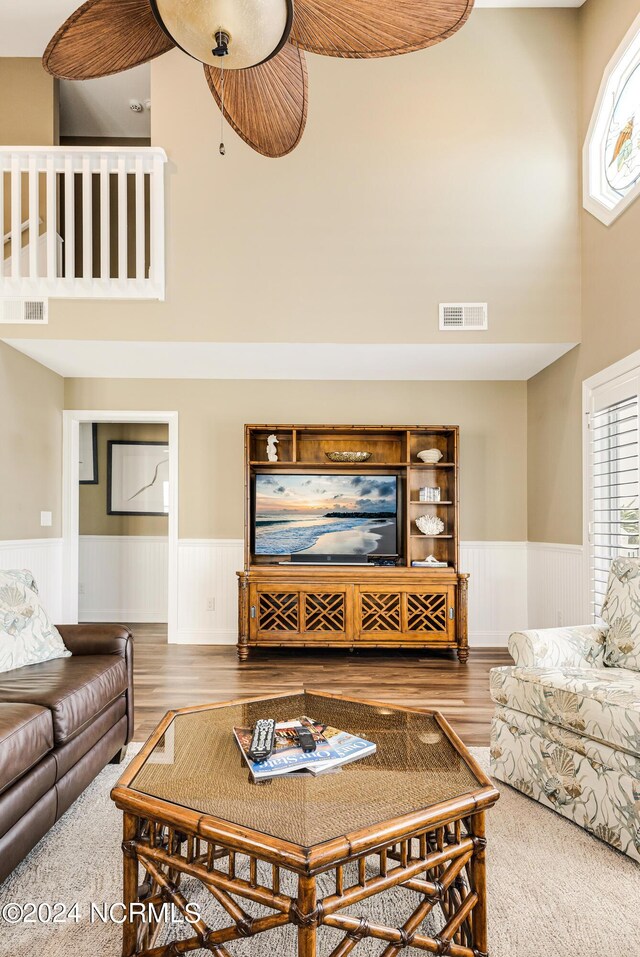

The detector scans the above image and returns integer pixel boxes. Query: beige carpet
[2,747,638,956]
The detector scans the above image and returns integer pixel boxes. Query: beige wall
[0,341,63,539]
[64,378,527,541]
[527,0,640,545]
[14,8,581,346]
[0,62,62,542]
[79,422,169,536]
[0,59,57,146]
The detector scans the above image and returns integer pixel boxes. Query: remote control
[295,726,316,753]
[248,718,276,763]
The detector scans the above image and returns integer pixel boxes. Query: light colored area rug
[2,747,638,956]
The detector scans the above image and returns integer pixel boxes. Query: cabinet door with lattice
[250,587,301,639]
[404,587,455,639]
[300,589,350,638]
[250,585,351,641]
[357,586,455,641]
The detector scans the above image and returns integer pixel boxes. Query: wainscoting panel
[0,539,63,622]
[527,542,586,629]
[176,539,245,644]
[79,535,168,622]
[174,541,529,647]
[0,538,586,647]
[460,542,529,647]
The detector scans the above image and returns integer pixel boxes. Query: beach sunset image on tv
[254,474,398,556]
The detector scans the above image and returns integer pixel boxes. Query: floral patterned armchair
[490,559,640,862]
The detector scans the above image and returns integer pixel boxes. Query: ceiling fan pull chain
[219,62,226,156]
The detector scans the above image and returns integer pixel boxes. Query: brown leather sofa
[0,624,133,883]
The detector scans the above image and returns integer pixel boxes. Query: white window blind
[587,374,640,621]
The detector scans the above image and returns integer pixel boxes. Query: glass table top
[130,693,482,848]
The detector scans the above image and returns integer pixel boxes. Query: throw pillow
[601,557,640,671]
[0,569,70,673]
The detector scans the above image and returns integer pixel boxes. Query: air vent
[0,299,48,324]
[439,303,488,331]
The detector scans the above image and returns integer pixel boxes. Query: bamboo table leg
[469,811,488,957]
[296,874,318,957]
[122,813,139,957]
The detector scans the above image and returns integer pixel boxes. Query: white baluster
[82,153,92,280]
[46,153,56,279]
[117,155,127,283]
[0,161,5,280]
[100,154,110,280]
[64,152,75,280]
[135,154,145,281]
[10,153,21,279]
[28,154,39,279]
[150,151,166,299]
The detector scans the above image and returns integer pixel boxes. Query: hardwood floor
[129,624,511,747]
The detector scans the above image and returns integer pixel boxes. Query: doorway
[62,410,179,641]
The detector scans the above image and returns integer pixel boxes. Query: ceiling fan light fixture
[150,0,293,70]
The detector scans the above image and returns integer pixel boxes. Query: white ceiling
[2,339,576,381]
[0,1,589,58]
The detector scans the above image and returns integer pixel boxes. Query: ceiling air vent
[0,299,48,324]
[439,303,488,331]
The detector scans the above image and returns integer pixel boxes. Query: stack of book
[233,717,376,781]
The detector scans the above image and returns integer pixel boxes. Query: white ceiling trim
[0,1,588,58]
[2,339,577,381]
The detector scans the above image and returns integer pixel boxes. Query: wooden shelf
[249,460,408,468]
[410,500,453,505]
[240,424,467,661]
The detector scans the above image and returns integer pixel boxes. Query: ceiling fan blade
[204,43,308,158]
[43,0,174,80]
[290,0,473,58]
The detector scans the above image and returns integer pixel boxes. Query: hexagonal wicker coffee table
[111,691,499,957]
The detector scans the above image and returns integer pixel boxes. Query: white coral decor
[415,515,445,536]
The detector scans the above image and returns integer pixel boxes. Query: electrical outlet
[78,583,85,596]
[40,510,52,527]
[557,610,564,627]
[207,598,216,612]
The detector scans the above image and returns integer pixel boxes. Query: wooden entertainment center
[237,425,469,661]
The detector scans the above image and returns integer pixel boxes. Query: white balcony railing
[0,147,167,300]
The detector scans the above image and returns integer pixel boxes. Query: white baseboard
[173,629,238,645]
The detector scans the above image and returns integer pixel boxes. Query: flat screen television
[253,473,399,558]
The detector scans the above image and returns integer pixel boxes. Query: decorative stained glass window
[584,13,640,226]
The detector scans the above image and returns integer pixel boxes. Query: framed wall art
[107,440,170,516]
[79,422,98,484]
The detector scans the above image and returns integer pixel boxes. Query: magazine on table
[233,716,376,781]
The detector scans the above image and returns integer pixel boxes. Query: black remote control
[296,726,316,753]
[248,718,276,763]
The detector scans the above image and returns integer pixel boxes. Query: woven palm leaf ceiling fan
[43,0,475,158]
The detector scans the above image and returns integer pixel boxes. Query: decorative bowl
[325,451,372,463]
[417,449,443,464]
[415,515,445,536]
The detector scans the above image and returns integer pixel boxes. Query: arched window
[584,13,640,226]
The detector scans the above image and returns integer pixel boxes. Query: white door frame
[62,410,179,641]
